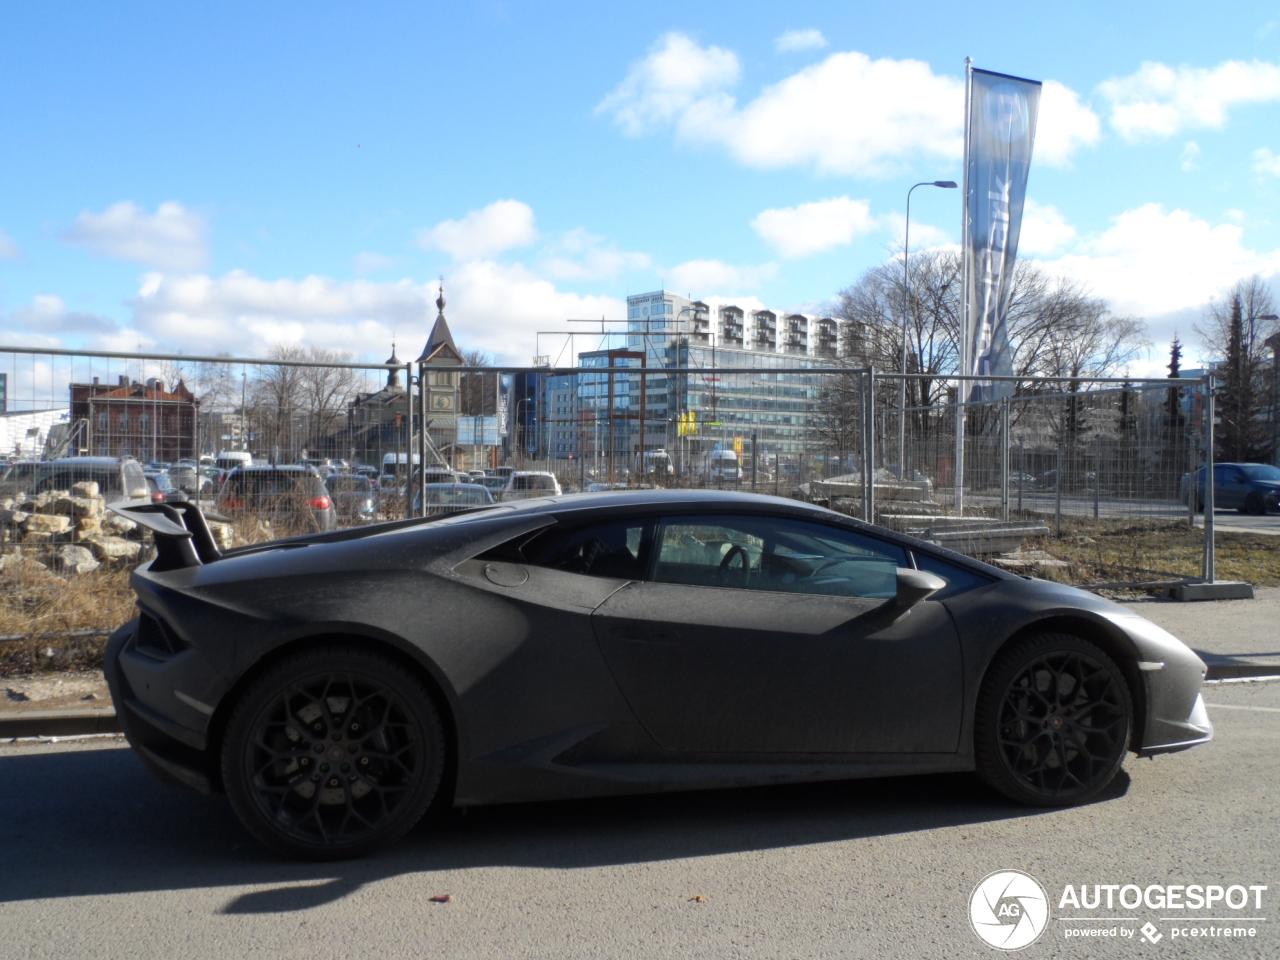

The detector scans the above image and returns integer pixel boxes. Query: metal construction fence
[0,345,1223,586]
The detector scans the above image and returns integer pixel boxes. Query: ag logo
[969,870,1050,951]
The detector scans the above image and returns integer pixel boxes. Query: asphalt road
[0,648,1276,957]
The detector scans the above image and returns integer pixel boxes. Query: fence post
[866,367,876,523]
[1000,397,1010,522]
[1054,441,1063,538]
[751,431,758,492]
[1203,374,1215,583]
[1092,441,1100,520]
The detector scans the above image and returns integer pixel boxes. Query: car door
[590,514,963,755]
[1214,464,1244,508]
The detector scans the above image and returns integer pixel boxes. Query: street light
[899,180,958,479]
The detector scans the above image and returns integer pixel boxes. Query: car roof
[40,456,137,467]
[233,465,315,472]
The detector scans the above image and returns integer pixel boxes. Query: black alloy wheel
[974,633,1131,807]
[1243,492,1266,516]
[222,646,444,860]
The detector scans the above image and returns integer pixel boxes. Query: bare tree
[458,348,494,417]
[296,346,363,451]
[249,345,307,460]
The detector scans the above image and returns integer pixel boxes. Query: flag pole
[955,56,973,517]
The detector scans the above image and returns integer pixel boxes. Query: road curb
[0,708,120,739]
[1204,663,1280,681]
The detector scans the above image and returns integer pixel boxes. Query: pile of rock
[0,482,237,576]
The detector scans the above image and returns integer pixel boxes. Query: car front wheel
[222,645,445,860]
[974,633,1131,807]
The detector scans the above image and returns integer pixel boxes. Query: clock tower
[415,282,462,453]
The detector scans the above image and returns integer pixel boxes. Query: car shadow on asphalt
[0,744,1129,913]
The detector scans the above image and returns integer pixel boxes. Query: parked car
[501,470,562,500]
[0,460,45,498]
[29,457,149,503]
[412,482,495,516]
[1180,462,1280,514]
[105,489,1212,859]
[216,465,336,532]
[169,465,212,497]
[473,475,508,494]
[144,470,187,504]
[324,474,377,524]
[488,466,516,480]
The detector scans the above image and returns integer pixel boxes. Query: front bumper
[1136,693,1213,757]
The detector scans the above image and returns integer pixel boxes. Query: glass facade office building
[538,291,840,473]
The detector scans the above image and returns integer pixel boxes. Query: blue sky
[2,1,1279,373]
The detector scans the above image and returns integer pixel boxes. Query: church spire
[416,280,459,363]
[384,341,402,388]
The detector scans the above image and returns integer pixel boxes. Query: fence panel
[0,346,1219,589]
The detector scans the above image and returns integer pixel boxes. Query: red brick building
[70,377,200,462]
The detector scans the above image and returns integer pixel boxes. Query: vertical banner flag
[964,68,1041,402]
[496,373,512,436]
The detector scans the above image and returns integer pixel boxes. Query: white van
[501,471,562,501]
[709,449,740,482]
[215,450,253,473]
[380,453,420,486]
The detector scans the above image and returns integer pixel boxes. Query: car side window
[522,520,652,580]
[652,515,906,599]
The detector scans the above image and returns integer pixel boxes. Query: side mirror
[896,568,947,609]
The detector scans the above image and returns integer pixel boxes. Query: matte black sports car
[104,491,1212,859]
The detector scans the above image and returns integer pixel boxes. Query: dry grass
[0,561,137,676]
[1021,517,1280,587]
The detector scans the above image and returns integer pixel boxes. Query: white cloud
[1254,147,1280,176]
[109,265,620,368]
[595,33,740,137]
[0,228,23,260]
[62,201,208,271]
[662,259,778,293]
[1181,141,1201,171]
[1099,59,1280,140]
[1017,200,1077,257]
[1,294,120,336]
[1036,203,1280,318]
[878,212,953,252]
[354,251,395,275]
[599,35,963,175]
[539,228,651,281]
[1036,80,1103,166]
[751,196,876,258]
[775,29,826,53]
[416,199,537,260]
[600,36,1099,174]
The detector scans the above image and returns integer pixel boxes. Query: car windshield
[1241,464,1280,482]
[513,475,555,491]
[226,471,314,496]
[423,485,492,504]
[326,476,371,493]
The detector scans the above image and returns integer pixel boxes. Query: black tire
[222,645,445,860]
[1243,492,1265,516]
[974,633,1131,807]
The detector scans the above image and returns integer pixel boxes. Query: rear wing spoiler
[107,499,230,572]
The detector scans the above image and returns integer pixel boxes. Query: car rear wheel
[974,633,1131,807]
[222,645,445,860]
